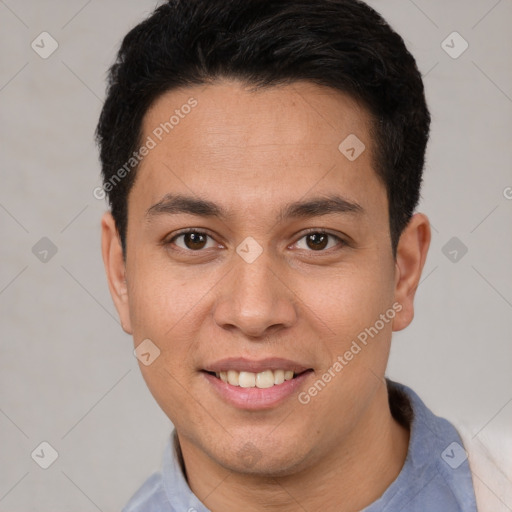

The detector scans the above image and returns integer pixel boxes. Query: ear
[392,213,431,332]
[101,212,132,334]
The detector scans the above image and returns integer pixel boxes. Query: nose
[212,249,298,339]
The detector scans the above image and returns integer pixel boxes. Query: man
[96,0,479,510]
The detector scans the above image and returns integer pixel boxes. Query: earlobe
[392,213,431,332]
[101,212,133,334]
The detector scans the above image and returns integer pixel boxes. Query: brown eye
[183,232,207,250]
[294,231,343,252]
[170,231,216,251]
[305,233,329,250]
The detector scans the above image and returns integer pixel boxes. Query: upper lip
[203,357,311,374]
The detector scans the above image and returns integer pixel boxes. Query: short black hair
[96,0,430,257]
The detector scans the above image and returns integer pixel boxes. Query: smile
[213,369,297,388]
[202,359,314,409]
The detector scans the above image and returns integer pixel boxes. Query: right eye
[167,229,218,251]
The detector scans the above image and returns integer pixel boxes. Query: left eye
[171,231,217,251]
[294,232,343,251]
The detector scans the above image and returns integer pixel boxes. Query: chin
[211,433,314,478]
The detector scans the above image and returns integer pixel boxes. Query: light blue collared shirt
[123,380,477,511]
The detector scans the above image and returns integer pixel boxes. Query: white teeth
[255,370,274,389]
[215,369,298,388]
[274,369,285,385]
[239,371,256,388]
[227,370,239,386]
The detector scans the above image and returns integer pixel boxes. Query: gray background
[0,0,511,510]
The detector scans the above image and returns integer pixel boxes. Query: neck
[178,382,410,512]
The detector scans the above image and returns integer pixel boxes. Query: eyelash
[165,228,347,253]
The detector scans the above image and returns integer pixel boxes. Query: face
[102,79,429,476]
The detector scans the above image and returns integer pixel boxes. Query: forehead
[131,79,386,224]
[142,79,372,155]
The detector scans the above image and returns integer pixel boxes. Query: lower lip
[203,371,313,410]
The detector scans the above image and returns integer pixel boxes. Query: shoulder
[374,380,478,511]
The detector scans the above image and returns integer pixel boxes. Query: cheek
[126,268,201,420]
[126,257,197,337]
[125,258,216,381]
[295,267,395,427]
[301,262,395,341]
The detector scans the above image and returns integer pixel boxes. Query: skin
[102,79,430,511]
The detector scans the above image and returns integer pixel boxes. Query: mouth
[203,368,312,389]
[201,358,314,409]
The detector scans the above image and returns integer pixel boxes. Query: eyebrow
[145,193,364,222]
